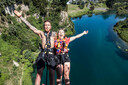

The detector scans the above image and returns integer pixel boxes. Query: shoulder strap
[44,31,52,49]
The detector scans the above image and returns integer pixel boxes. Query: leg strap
[65,79,70,85]
[56,80,62,85]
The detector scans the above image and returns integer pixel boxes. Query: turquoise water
[34,14,128,85]
[69,14,128,85]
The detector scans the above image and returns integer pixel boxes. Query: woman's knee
[64,63,70,79]
[64,62,70,71]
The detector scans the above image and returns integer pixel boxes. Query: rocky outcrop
[4,4,29,18]
[14,4,29,12]
[68,0,99,3]
[59,11,69,25]
[13,60,19,67]
[4,5,15,16]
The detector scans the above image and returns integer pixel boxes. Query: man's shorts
[36,52,56,70]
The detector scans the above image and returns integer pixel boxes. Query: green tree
[32,0,48,15]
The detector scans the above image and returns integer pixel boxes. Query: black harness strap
[65,79,70,85]
[57,81,62,84]
[62,54,65,85]
[44,31,52,49]
[44,31,52,85]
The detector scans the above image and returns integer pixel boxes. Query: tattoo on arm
[52,32,57,37]
[39,32,44,39]
[20,16,40,34]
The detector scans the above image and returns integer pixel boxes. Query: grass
[68,4,89,18]
[93,9,107,14]
[119,30,128,43]
[67,4,108,18]
[95,3,108,8]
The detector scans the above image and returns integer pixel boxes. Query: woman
[55,29,88,85]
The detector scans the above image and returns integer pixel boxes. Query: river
[69,14,128,85]
[33,14,128,85]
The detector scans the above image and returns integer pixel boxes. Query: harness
[43,31,52,51]
[54,37,70,54]
[40,31,55,85]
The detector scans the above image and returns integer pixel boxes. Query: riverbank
[114,18,128,43]
[68,4,108,18]
[68,4,128,46]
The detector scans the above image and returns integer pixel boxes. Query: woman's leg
[64,62,70,85]
[56,64,63,85]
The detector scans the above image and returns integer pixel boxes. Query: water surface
[33,14,128,85]
[69,14,128,85]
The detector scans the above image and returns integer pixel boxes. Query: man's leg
[56,64,63,85]
[64,62,70,85]
[49,67,56,85]
[35,67,44,85]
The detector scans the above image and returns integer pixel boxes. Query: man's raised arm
[14,10,41,35]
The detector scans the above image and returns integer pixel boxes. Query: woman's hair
[58,28,65,34]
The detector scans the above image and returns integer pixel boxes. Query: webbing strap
[44,31,52,49]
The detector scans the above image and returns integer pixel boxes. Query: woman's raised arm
[70,30,88,42]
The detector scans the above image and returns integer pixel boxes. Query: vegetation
[0,0,74,85]
[67,0,108,18]
[68,0,128,43]
[0,0,128,85]
[68,4,89,18]
[68,0,128,17]
[106,0,128,15]
[114,18,128,43]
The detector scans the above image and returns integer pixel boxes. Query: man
[14,10,56,85]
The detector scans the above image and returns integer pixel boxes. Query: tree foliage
[114,18,128,42]
[0,0,74,85]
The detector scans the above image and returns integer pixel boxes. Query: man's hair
[44,20,51,24]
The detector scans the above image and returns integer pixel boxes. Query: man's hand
[83,30,88,35]
[14,10,22,17]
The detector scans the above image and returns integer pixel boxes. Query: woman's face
[58,29,65,39]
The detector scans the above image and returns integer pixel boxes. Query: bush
[17,6,21,11]
[79,1,85,9]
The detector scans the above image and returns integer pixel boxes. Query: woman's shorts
[56,53,70,65]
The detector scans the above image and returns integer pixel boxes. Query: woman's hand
[14,10,22,17]
[83,30,88,35]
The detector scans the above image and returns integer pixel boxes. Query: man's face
[44,21,51,32]
[58,29,65,39]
